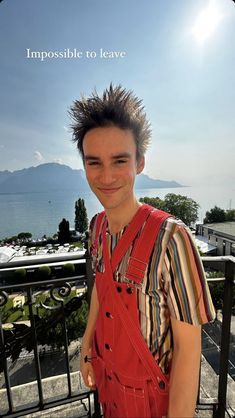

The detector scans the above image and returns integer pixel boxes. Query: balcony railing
[198,256,235,418]
[0,251,234,418]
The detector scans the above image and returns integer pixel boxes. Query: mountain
[0,163,183,193]
[0,163,87,193]
[135,173,182,189]
[0,170,13,185]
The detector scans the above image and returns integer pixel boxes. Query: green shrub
[62,263,75,276]
[14,268,27,279]
[36,265,51,279]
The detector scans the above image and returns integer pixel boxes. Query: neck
[105,198,142,234]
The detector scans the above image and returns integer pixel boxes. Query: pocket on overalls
[111,371,151,418]
[92,338,107,403]
[92,356,107,403]
[147,378,169,418]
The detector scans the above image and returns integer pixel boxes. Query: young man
[69,84,215,418]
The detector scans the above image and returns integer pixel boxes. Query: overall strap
[91,204,151,259]
[111,204,153,271]
[102,223,169,391]
[91,211,105,256]
[125,209,171,284]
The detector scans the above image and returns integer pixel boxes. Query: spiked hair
[69,84,151,161]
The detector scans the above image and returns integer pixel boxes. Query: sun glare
[192,1,223,45]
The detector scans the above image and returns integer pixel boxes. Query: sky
[0,0,234,187]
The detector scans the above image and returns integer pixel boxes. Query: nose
[99,166,117,185]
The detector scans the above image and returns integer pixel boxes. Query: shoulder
[150,208,188,242]
[89,211,106,241]
[150,210,197,256]
[159,212,192,240]
[89,213,98,233]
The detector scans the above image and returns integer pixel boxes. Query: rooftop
[204,221,235,239]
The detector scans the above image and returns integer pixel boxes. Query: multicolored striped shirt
[89,210,215,374]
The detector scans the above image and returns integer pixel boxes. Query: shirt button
[105,343,111,350]
[116,286,122,293]
[105,311,113,318]
[126,287,134,294]
[159,380,165,390]
[107,375,112,380]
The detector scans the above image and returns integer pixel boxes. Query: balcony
[0,250,234,418]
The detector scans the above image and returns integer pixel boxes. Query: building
[196,221,235,256]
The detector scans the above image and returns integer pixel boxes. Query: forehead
[83,126,137,158]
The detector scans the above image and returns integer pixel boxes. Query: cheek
[84,166,95,179]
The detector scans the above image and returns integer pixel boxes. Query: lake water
[0,185,234,239]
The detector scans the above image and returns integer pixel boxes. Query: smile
[98,187,121,194]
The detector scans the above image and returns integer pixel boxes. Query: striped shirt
[89,210,215,374]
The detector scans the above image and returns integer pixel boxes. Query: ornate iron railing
[0,253,234,418]
[198,256,235,418]
[0,252,102,418]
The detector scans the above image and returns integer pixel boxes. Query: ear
[136,156,145,174]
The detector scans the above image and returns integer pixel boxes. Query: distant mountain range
[0,163,183,193]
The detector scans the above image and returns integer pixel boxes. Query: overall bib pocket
[110,370,151,418]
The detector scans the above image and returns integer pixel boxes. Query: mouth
[98,187,121,195]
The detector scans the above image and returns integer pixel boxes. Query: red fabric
[92,205,171,417]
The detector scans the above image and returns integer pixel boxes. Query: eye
[115,159,127,164]
[87,161,100,166]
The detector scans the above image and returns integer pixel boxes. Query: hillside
[0,163,183,193]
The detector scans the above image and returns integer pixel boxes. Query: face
[83,126,145,211]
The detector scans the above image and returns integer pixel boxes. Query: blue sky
[0,0,234,187]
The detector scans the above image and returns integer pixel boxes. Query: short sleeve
[164,222,216,325]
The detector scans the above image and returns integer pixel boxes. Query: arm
[80,283,99,388]
[167,317,201,418]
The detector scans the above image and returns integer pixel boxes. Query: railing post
[84,232,94,305]
[85,234,102,417]
[27,287,44,409]
[93,389,102,418]
[216,260,234,418]
[0,311,14,413]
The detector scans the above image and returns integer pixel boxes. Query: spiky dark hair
[69,84,151,161]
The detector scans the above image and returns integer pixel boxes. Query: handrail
[0,254,234,417]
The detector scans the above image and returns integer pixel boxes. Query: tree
[140,194,199,226]
[204,206,226,224]
[164,193,199,226]
[75,198,88,234]
[17,232,32,241]
[139,196,165,210]
[58,218,70,244]
[225,209,235,221]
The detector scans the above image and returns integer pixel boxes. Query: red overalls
[92,204,171,418]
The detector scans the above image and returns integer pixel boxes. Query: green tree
[75,198,88,234]
[139,196,165,210]
[204,206,226,223]
[225,209,235,221]
[140,194,199,226]
[164,193,199,226]
[17,232,32,240]
[58,218,70,244]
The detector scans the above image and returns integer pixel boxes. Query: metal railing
[0,253,234,418]
[198,256,235,418]
[0,251,101,418]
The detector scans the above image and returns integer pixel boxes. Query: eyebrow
[84,152,132,161]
